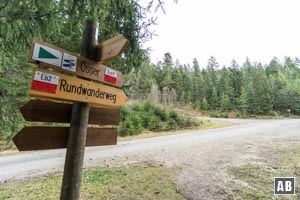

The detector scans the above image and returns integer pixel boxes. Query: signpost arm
[60,20,99,200]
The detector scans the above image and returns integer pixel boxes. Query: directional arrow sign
[97,34,129,62]
[20,100,120,125]
[29,68,128,108]
[29,39,125,88]
[13,127,117,151]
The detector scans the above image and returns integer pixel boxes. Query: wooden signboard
[13,127,117,151]
[29,68,128,108]
[29,39,125,88]
[20,100,120,125]
[97,34,129,62]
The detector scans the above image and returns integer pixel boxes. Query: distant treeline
[128,53,300,116]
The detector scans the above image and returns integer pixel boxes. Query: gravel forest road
[1,118,300,199]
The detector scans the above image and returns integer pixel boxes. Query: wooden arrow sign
[13,127,117,151]
[97,34,129,62]
[20,100,120,125]
[29,68,128,108]
[29,39,125,88]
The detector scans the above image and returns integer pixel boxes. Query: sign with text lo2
[29,68,128,108]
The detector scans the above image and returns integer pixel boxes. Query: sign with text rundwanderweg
[29,39,125,88]
[29,68,128,108]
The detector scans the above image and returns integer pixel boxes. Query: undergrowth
[118,101,201,136]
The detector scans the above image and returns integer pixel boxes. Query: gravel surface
[1,118,300,199]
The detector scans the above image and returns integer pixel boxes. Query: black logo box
[274,177,295,195]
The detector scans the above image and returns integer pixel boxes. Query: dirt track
[1,118,300,199]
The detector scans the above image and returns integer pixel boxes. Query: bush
[147,115,162,130]
[210,112,220,118]
[118,119,134,137]
[118,101,200,136]
[210,112,229,118]
[221,113,229,118]
[167,118,178,129]
[153,106,168,121]
[192,101,201,110]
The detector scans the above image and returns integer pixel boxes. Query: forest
[1,0,300,146]
[129,54,300,116]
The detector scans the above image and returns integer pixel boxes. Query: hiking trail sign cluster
[29,38,127,88]
[13,34,129,151]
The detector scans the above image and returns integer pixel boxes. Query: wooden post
[60,20,99,200]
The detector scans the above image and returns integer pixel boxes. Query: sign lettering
[31,71,59,94]
[274,177,295,195]
[80,61,100,76]
[105,68,117,84]
[59,79,117,104]
[29,68,128,108]
[29,39,125,87]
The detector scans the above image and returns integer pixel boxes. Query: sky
[142,0,300,67]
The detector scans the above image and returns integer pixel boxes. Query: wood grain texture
[60,20,97,200]
[29,68,128,108]
[12,126,117,151]
[97,34,129,62]
[21,99,120,125]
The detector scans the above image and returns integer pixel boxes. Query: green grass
[228,146,300,199]
[0,164,186,200]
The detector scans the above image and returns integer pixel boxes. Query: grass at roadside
[0,164,186,200]
[228,146,300,199]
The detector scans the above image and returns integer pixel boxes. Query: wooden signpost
[20,100,119,125]
[12,20,129,200]
[97,34,129,62]
[13,127,117,151]
[13,99,120,151]
[29,39,126,88]
[29,68,128,108]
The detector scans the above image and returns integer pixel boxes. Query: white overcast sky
[141,0,300,67]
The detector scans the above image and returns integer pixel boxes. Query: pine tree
[205,56,219,109]
[129,61,157,99]
[252,65,272,114]
[210,86,218,110]
[191,58,204,103]
[160,53,175,89]
[239,86,248,116]
[217,67,233,110]
[229,59,242,109]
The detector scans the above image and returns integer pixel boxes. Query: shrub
[210,112,220,118]
[130,114,144,133]
[154,106,168,121]
[221,113,229,118]
[118,119,134,137]
[118,101,200,136]
[169,111,182,124]
[146,115,162,130]
[167,118,178,129]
